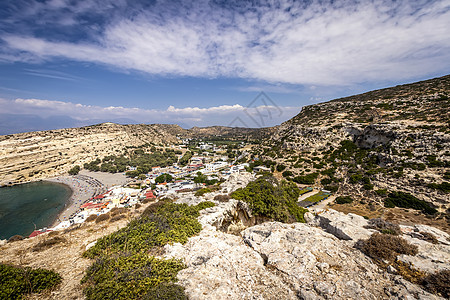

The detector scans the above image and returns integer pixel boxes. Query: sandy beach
[48,171,130,226]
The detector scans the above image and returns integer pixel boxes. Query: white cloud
[2,0,449,85]
[0,97,300,128]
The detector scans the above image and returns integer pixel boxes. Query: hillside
[0,123,267,185]
[257,74,449,227]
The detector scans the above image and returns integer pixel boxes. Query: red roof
[29,229,51,238]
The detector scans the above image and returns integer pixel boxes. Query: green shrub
[375,189,388,196]
[335,196,353,204]
[427,182,450,193]
[142,283,188,300]
[68,165,80,175]
[82,201,214,299]
[84,201,214,258]
[282,170,293,178]
[292,173,318,184]
[82,253,185,300]
[0,263,61,299]
[384,191,437,214]
[231,176,307,223]
[195,188,211,196]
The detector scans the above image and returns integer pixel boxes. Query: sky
[0,0,449,134]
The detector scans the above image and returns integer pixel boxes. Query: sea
[0,181,72,240]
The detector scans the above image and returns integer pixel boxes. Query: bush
[356,233,418,262]
[0,263,61,299]
[365,218,401,235]
[195,188,211,197]
[7,235,24,243]
[110,214,126,222]
[419,232,438,244]
[384,191,437,214]
[375,189,388,196]
[142,283,187,300]
[292,173,318,185]
[214,194,231,202]
[421,270,450,298]
[335,196,353,204]
[282,170,293,178]
[32,236,67,252]
[82,253,185,300]
[276,164,286,172]
[68,165,81,175]
[155,174,173,184]
[110,207,127,217]
[231,176,307,223]
[84,201,214,258]
[85,215,97,222]
[95,213,110,223]
[82,201,214,299]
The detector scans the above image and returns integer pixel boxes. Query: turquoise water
[0,181,72,240]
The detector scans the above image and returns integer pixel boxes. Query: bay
[0,181,72,240]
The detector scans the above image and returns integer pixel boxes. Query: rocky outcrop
[307,209,375,242]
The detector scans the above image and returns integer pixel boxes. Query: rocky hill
[0,123,185,185]
[257,75,449,227]
[0,123,268,185]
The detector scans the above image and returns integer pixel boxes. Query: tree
[155,174,173,184]
[68,165,80,175]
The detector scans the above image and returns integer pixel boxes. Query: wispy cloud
[1,0,449,86]
[0,97,300,129]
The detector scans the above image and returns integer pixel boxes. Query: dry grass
[331,202,450,234]
[109,214,126,222]
[356,233,418,262]
[110,207,127,217]
[214,194,231,202]
[85,214,97,222]
[32,236,67,252]
[419,232,439,244]
[421,270,450,298]
[95,213,110,223]
[365,218,401,235]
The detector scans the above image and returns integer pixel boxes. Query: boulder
[308,209,375,242]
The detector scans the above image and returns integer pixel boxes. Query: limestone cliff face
[0,123,182,185]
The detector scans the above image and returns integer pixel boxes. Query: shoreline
[48,170,130,227]
[1,171,131,233]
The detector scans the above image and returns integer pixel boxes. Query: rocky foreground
[161,174,450,299]
[1,173,449,299]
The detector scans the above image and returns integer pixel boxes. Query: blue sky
[0,0,449,133]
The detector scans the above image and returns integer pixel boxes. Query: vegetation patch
[231,176,307,223]
[82,253,185,300]
[364,218,401,235]
[0,263,62,299]
[82,200,214,300]
[356,233,418,262]
[384,191,437,215]
[292,173,318,185]
[335,196,353,204]
[421,270,450,298]
[32,236,67,252]
[304,191,330,203]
